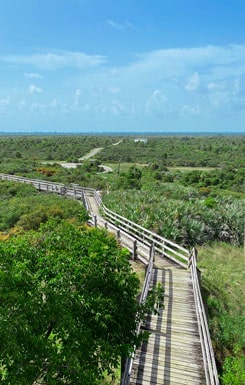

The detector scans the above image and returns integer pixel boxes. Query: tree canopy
[0,219,155,385]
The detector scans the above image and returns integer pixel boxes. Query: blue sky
[0,0,245,133]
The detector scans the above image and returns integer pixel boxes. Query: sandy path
[78,147,104,161]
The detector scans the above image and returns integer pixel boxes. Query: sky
[0,0,245,134]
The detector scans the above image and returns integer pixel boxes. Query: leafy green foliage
[0,219,159,385]
[102,185,245,247]
[0,181,86,232]
[179,167,245,193]
[222,354,245,385]
[115,165,142,190]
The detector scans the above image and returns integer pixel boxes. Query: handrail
[120,244,155,385]
[93,190,190,268]
[0,173,189,266]
[189,248,219,385]
[0,173,220,384]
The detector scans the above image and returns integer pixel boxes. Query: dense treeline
[0,135,244,194]
[0,135,116,162]
[0,134,244,168]
[99,135,245,168]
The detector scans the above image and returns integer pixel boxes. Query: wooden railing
[189,248,219,385]
[93,190,190,268]
[0,173,220,384]
[120,244,155,385]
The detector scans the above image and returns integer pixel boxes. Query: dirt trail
[61,140,122,169]
[78,147,103,161]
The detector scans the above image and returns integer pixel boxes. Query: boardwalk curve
[0,174,219,385]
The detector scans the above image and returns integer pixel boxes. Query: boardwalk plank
[84,194,207,385]
[130,263,206,385]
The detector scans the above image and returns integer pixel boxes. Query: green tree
[116,166,142,190]
[0,219,159,385]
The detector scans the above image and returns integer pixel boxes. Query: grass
[130,259,147,288]
[101,162,147,172]
[197,242,245,382]
[168,166,217,172]
[100,367,121,385]
[198,242,244,312]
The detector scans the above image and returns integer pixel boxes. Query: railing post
[188,247,196,269]
[188,252,192,269]
[162,241,165,257]
[94,215,97,228]
[121,356,126,382]
[133,240,137,260]
[117,229,121,244]
[149,243,155,262]
[189,246,198,268]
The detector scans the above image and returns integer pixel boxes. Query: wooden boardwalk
[130,257,206,385]
[0,175,218,385]
[85,194,207,385]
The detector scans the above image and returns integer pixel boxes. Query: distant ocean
[0,131,244,136]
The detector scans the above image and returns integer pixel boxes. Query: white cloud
[2,44,245,130]
[1,50,106,70]
[24,72,43,79]
[0,97,10,113]
[181,104,201,116]
[233,78,241,95]
[30,102,46,114]
[207,83,216,90]
[205,78,242,111]
[75,89,81,97]
[110,99,127,115]
[29,84,43,94]
[185,72,200,91]
[81,103,91,112]
[107,20,124,30]
[106,20,133,30]
[18,99,27,110]
[50,99,61,109]
[145,90,169,115]
[71,89,82,110]
[208,90,231,109]
[108,86,120,94]
[125,44,245,83]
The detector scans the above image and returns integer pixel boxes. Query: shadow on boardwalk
[134,267,173,385]
[131,259,206,385]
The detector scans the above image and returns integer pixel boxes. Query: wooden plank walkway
[85,194,207,385]
[0,174,218,385]
[130,256,206,385]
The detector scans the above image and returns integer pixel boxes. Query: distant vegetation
[0,134,244,384]
[99,135,244,168]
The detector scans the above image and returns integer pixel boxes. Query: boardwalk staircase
[0,174,220,385]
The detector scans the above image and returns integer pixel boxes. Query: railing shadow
[134,267,173,384]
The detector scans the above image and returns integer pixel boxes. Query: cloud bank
[1,50,107,70]
[1,44,245,132]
